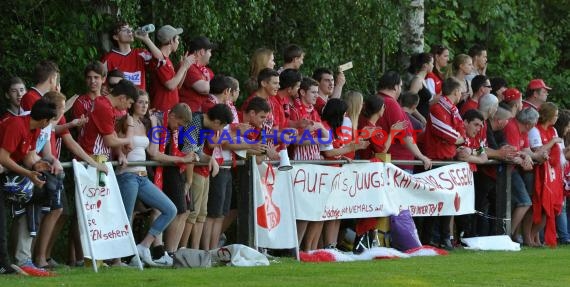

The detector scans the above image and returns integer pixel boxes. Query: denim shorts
[511,170,532,207]
[207,168,232,218]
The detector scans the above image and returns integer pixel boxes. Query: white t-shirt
[21,110,52,153]
[528,127,542,148]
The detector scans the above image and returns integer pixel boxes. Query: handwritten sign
[283,162,474,221]
[72,160,138,266]
[253,163,298,250]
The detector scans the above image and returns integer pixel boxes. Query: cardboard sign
[72,160,139,271]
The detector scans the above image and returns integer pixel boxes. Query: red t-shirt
[49,117,70,159]
[72,94,95,120]
[20,88,43,111]
[504,119,529,152]
[149,56,178,112]
[180,64,214,112]
[522,100,538,111]
[240,94,277,148]
[459,98,478,116]
[102,48,151,90]
[289,98,321,160]
[78,96,116,157]
[269,93,291,130]
[0,115,41,163]
[200,94,219,114]
[1,110,19,122]
[463,130,485,172]
[315,96,327,116]
[376,93,414,167]
[194,146,215,178]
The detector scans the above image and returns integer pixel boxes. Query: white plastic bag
[461,235,521,251]
[210,244,270,267]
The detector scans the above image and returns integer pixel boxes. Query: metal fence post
[236,156,255,247]
[494,164,512,236]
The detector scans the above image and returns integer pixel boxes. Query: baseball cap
[503,88,522,102]
[527,79,551,90]
[188,36,217,53]
[157,25,183,45]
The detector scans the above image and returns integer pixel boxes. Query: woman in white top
[115,91,194,266]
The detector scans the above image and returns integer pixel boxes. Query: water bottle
[98,172,106,187]
[139,24,155,33]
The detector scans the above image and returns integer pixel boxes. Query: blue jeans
[117,172,176,236]
[556,199,569,242]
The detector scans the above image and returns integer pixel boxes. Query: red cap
[503,88,522,102]
[527,79,551,90]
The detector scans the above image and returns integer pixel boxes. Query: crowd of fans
[0,20,568,276]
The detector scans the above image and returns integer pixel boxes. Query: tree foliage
[425,0,570,106]
[1,0,569,109]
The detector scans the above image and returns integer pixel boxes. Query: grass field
[2,246,570,287]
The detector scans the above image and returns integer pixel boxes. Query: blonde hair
[43,91,66,107]
[343,91,364,130]
[446,54,471,78]
[249,48,274,79]
[538,102,558,125]
[170,103,193,126]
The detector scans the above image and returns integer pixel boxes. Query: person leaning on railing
[115,92,195,266]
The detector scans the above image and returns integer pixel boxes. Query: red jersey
[78,96,116,158]
[424,96,465,160]
[49,117,70,159]
[522,100,539,111]
[179,64,214,112]
[533,124,563,247]
[459,98,478,116]
[289,98,321,160]
[504,119,529,152]
[0,115,41,163]
[315,96,327,116]
[269,93,291,130]
[20,88,43,111]
[357,115,386,160]
[102,48,151,90]
[240,94,277,149]
[72,94,95,120]
[376,93,415,168]
[0,110,20,122]
[425,72,443,95]
[463,126,486,172]
[200,94,219,114]
[149,56,178,112]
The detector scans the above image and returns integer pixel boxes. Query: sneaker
[74,260,85,267]
[129,256,143,268]
[19,260,52,277]
[368,230,380,248]
[439,239,454,251]
[153,252,173,267]
[353,233,370,254]
[137,244,158,267]
[0,263,27,275]
[218,233,227,248]
[46,258,60,268]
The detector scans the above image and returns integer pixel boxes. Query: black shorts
[207,168,232,218]
[162,167,189,214]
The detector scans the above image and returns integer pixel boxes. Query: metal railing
[61,158,511,247]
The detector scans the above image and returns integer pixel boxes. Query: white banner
[286,162,474,221]
[253,163,298,249]
[73,160,138,263]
